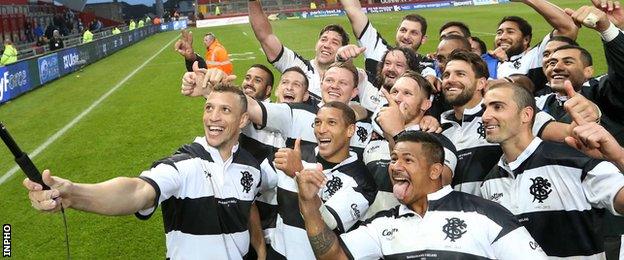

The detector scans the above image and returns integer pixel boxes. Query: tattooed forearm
[309,225,337,257]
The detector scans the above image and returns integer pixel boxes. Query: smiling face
[389,141,435,205]
[203,91,248,150]
[242,67,272,100]
[315,30,344,66]
[495,21,529,57]
[441,60,484,107]
[314,107,355,163]
[276,70,309,103]
[389,76,431,124]
[395,20,426,51]
[436,39,468,73]
[380,50,409,90]
[544,48,592,93]
[320,66,358,104]
[482,87,527,144]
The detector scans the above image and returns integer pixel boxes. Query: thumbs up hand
[274,138,304,178]
[562,80,601,125]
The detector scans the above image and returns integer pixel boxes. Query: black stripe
[162,196,252,235]
[431,132,457,154]
[518,209,605,257]
[366,160,391,192]
[135,176,161,220]
[338,235,356,260]
[452,145,502,185]
[384,249,491,260]
[429,191,523,242]
[276,187,305,229]
[239,133,279,163]
[285,138,318,163]
[268,45,285,64]
[255,200,278,230]
[326,205,346,233]
[360,205,401,226]
[256,100,268,130]
[334,160,377,205]
[232,145,262,172]
[515,141,604,180]
[483,165,512,182]
[289,102,320,115]
[357,20,370,40]
[462,109,484,123]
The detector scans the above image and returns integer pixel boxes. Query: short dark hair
[395,131,444,164]
[447,50,489,79]
[320,24,350,46]
[552,45,593,66]
[398,70,434,98]
[547,35,579,47]
[402,14,428,36]
[440,34,471,51]
[439,21,471,38]
[498,16,532,45]
[488,82,537,126]
[283,66,309,91]
[328,61,359,87]
[321,101,356,126]
[249,64,274,88]
[375,47,422,89]
[212,83,248,113]
[470,36,487,55]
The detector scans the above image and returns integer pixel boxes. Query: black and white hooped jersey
[340,186,547,260]
[270,153,377,259]
[357,20,436,80]
[362,126,458,218]
[481,138,624,259]
[440,101,553,196]
[257,101,373,160]
[136,137,262,260]
[497,33,551,78]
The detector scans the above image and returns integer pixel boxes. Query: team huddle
[23,0,624,259]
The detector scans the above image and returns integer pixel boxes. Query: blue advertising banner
[38,53,60,84]
[58,48,80,76]
[0,61,33,104]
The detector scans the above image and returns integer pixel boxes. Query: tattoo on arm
[309,225,337,257]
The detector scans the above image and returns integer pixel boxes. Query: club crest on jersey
[529,176,552,203]
[442,217,467,242]
[477,121,486,139]
[357,126,368,142]
[324,175,343,197]
[240,171,253,193]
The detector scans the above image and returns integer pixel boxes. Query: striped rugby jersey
[136,137,262,260]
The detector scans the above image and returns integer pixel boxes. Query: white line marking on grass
[229,52,254,56]
[0,35,179,186]
[242,32,248,36]
[472,31,496,36]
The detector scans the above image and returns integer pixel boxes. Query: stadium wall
[0,20,188,105]
[196,0,509,28]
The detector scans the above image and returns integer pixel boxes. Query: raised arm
[338,0,369,38]
[248,0,284,62]
[23,170,156,216]
[519,0,578,39]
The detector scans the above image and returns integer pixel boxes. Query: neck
[313,59,330,78]
[500,130,534,163]
[213,136,239,162]
[453,96,482,120]
[323,147,350,164]
[405,113,425,129]
[408,183,442,217]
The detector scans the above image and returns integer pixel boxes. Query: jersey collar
[397,185,453,217]
[195,136,240,163]
[500,137,542,172]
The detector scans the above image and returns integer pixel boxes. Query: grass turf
[0,0,610,258]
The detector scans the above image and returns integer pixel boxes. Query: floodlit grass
[0,0,609,258]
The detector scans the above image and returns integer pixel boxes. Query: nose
[482,107,493,123]
[317,121,328,134]
[207,109,221,122]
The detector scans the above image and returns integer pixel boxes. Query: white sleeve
[259,158,278,192]
[356,68,382,113]
[339,224,383,260]
[443,146,458,175]
[532,111,554,137]
[136,163,183,217]
[260,102,294,136]
[358,21,389,62]
[492,227,548,259]
[582,161,624,216]
[524,33,552,72]
[270,45,314,73]
[420,66,436,78]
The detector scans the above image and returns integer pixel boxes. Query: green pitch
[0,0,609,258]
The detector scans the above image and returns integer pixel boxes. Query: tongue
[393,182,409,200]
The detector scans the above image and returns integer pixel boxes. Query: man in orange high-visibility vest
[203,33,233,75]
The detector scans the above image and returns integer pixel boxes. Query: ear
[303,91,310,102]
[264,85,273,99]
[476,77,488,92]
[346,123,356,138]
[350,86,359,100]
[520,106,533,125]
[523,35,531,49]
[428,162,443,181]
[583,66,594,80]
[420,97,432,112]
[421,35,428,45]
[239,112,250,129]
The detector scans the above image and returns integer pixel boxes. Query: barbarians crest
[477,121,486,139]
[324,175,343,197]
[357,126,368,142]
[529,176,552,203]
[240,171,253,193]
[442,217,467,242]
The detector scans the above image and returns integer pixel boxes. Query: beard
[444,86,474,107]
[505,42,525,58]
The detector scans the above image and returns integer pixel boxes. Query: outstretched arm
[23,170,156,216]
[519,0,578,39]
[249,0,284,62]
[339,0,369,38]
